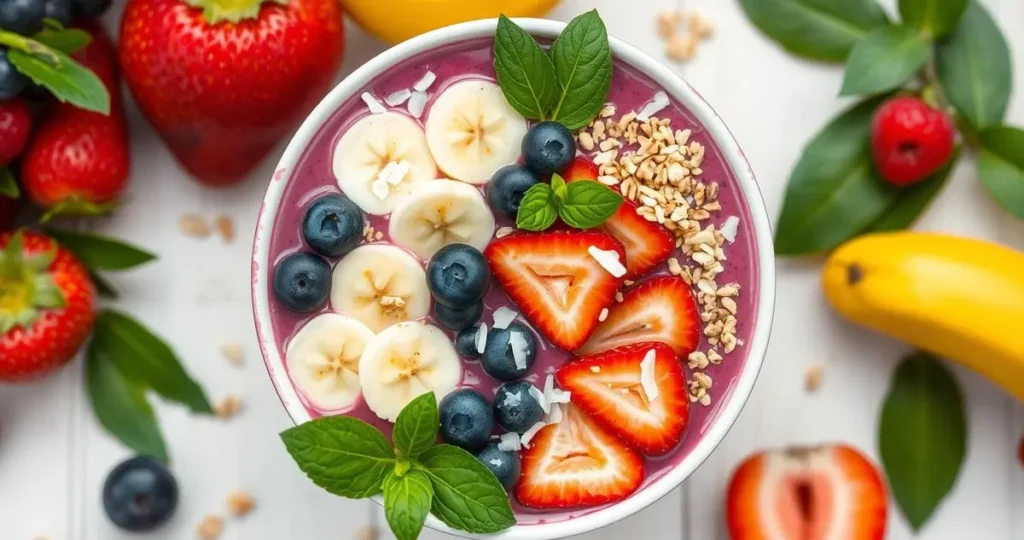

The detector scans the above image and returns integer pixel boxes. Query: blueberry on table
[481,322,536,381]
[435,300,483,331]
[42,0,72,28]
[426,244,489,308]
[476,443,521,490]
[71,0,112,18]
[272,252,331,312]
[455,326,482,359]
[494,380,544,434]
[0,49,28,101]
[102,456,179,532]
[487,164,540,219]
[0,0,45,35]
[302,194,364,257]
[439,388,494,451]
[522,121,576,177]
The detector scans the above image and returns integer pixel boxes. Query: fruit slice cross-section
[330,244,431,333]
[286,313,376,411]
[388,178,496,260]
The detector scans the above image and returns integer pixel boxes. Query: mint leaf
[840,25,931,96]
[393,391,439,459]
[419,445,515,534]
[738,0,888,62]
[976,126,1024,219]
[91,309,213,413]
[516,183,558,231]
[0,167,19,198]
[551,173,568,200]
[899,0,968,38]
[558,180,623,229]
[865,147,959,232]
[493,15,558,120]
[32,28,92,54]
[8,45,110,115]
[44,228,156,271]
[550,10,612,130]
[89,270,119,299]
[281,416,396,498]
[383,469,434,540]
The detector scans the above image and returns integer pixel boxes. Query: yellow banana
[823,231,1024,402]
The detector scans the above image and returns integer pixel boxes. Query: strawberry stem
[0,30,61,67]
[183,0,288,25]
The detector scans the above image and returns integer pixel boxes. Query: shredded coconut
[550,388,571,404]
[497,432,521,451]
[529,384,548,414]
[361,92,386,114]
[413,71,437,92]
[510,331,530,371]
[521,421,547,448]
[542,375,555,411]
[588,246,627,278]
[492,306,519,329]
[377,160,410,186]
[720,216,740,243]
[475,323,488,354]
[639,349,659,402]
[370,179,390,200]
[385,88,412,106]
[546,403,563,424]
[636,91,669,121]
[407,91,428,118]
[502,390,522,408]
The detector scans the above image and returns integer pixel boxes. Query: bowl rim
[251,17,776,540]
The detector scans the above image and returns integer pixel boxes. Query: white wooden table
[2,0,1023,538]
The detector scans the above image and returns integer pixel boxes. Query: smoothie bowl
[252,13,775,540]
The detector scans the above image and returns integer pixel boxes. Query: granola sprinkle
[197,515,224,540]
[226,491,256,517]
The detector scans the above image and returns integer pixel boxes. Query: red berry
[871,96,956,186]
[0,98,32,166]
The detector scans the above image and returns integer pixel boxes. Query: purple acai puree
[264,38,761,524]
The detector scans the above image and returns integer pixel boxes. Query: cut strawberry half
[564,157,675,278]
[557,342,689,455]
[485,230,626,351]
[727,445,888,540]
[516,404,644,509]
[576,276,699,358]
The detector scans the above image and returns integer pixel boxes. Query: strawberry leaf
[0,167,19,198]
[44,228,156,271]
[32,28,92,54]
[8,43,110,115]
[39,197,120,223]
[33,275,65,308]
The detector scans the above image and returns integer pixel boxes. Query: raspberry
[871,96,956,186]
[0,98,32,166]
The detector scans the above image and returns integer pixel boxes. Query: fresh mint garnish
[494,15,559,121]
[281,415,396,498]
[31,28,92,55]
[384,469,434,540]
[516,183,559,231]
[0,31,111,114]
[417,445,517,533]
[393,391,440,459]
[551,172,568,199]
[515,173,623,231]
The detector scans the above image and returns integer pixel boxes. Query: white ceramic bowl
[252,18,775,540]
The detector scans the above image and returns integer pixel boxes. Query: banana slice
[388,179,496,260]
[425,80,528,184]
[330,244,431,332]
[285,313,375,412]
[359,321,462,422]
[334,112,438,215]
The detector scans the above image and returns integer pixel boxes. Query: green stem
[0,30,61,66]
[919,61,979,149]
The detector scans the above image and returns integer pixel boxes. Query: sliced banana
[330,244,431,332]
[334,112,438,215]
[424,80,528,184]
[285,313,375,412]
[388,179,496,260]
[359,321,462,422]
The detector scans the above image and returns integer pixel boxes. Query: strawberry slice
[564,157,675,278]
[485,230,626,351]
[516,404,644,509]
[557,343,689,455]
[577,276,699,357]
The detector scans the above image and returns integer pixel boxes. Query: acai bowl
[252,13,775,540]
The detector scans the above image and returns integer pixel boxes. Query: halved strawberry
[557,343,689,455]
[564,157,675,278]
[576,276,699,357]
[516,404,644,509]
[485,230,626,351]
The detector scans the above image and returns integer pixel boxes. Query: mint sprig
[0,28,109,114]
[516,173,623,231]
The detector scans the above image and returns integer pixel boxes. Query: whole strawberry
[119,0,345,187]
[0,231,96,382]
[871,96,956,186]
[0,98,32,166]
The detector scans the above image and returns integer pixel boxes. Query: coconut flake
[497,432,521,451]
[510,331,530,371]
[475,323,488,354]
[413,71,437,92]
[587,246,627,278]
[639,349,659,402]
[590,366,601,373]
[550,388,571,404]
[407,91,428,118]
[546,403,563,424]
[501,389,523,408]
[720,216,740,243]
[636,91,669,122]
[520,421,547,448]
[361,92,386,114]
[385,88,412,106]
[370,179,390,200]
[529,384,549,414]
[492,306,519,329]
[376,160,410,186]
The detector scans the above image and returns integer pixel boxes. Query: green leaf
[550,10,613,130]
[879,352,966,531]
[392,392,439,459]
[935,1,1012,130]
[8,45,109,115]
[383,469,434,540]
[558,181,623,229]
[899,0,968,37]
[516,183,558,231]
[418,445,516,534]
[865,147,960,232]
[89,271,119,299]
[0,167,19,198]
[280,416,396,499]
[738,0,889,62]
[43,228,156,271]
[32,28,92,54]
[87,338,170,464]
[976,126,1024,219]
[33,275,66,308]
[39,196,120,223]
[840,25,931,96]
[493,15,558,121]
[91,309,213,414]
[551,173,568,200]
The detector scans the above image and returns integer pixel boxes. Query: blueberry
[20,81,50,102]
[455,326,482,359]
[476,443,521,490]
[0,0,45,35]
[435,300,483,331]
[102,456,179,532]
[481,322,537,381]
[493,381,544,434]
[439,388,494,451]
[71,0,112,18]
[0,49,28,101]
[272,252,331,312]
[302,194,364,257]
[426,244,489,308]
[522,121,576,177]
[43,0,72,28]
[487,165,540,219]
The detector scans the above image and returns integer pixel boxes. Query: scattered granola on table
[215,395,243,419]
[196,515,224,540]
[226,491,256,517]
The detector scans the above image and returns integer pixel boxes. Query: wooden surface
[1,0,1023,538]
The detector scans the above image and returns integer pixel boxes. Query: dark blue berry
[426,244,489,308]
[487,165,540,219]
[302,194,364,257]
[272,252,331,312]
[71,0,112,18]
[43,0,72,28]
[522,121,576,177]
[476,443,521,490]
[455,326,481,359]
[0,0,45,35]
[20,81,50,101]
[0,49,28,101]
[435,300,483,331]
[493,381,544,434]
[102,456,179,532]
[439,388,494,451]
[481,322,537,382]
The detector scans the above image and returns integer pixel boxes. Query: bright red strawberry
[564,157,675,278]
[485,230,626,351]
[516,404,644,509]
[119,0,345,186]
[727,445,888,540]
[557,343,689,455]
[0,98,32,166]
[577,276,699,357]
[0,231,96,382]
[871,96,955,186]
